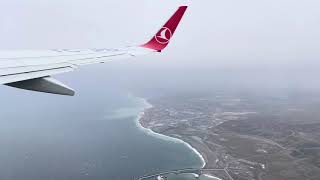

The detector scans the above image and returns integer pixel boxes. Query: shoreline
[134,97,206,169]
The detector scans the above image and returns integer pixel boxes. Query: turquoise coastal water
[0,90,204,180]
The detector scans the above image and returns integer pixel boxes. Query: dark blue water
[0,86,203,180]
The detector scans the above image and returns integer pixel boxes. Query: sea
[0,87,215,180]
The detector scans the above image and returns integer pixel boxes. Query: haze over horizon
[0,0,319,69]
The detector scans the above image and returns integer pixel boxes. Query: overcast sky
[0,0,319,70]
[0,2,319,179]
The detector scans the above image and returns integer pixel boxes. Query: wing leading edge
[0,6,188,96]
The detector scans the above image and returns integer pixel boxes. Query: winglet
[141,6,188,52]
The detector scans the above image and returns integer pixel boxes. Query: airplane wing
[0,6,188,96]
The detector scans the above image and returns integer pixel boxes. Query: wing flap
[0,66,74,84]
[0,63,75,76]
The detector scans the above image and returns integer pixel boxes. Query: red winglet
[142,6,188,52]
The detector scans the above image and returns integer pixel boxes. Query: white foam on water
[133,96,206,169]
[202,174,223,180]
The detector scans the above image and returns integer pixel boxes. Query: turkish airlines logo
[155,27,172,44]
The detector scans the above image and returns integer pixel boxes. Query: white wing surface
[0,6,188,96]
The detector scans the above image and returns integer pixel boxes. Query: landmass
[139,91,320,180]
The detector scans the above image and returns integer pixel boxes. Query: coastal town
[139,92,320,180]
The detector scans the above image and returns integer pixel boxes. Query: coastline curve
[134,97,206,169]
